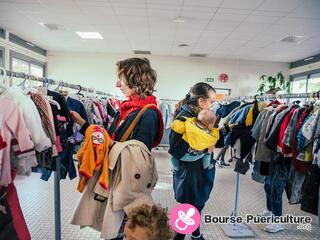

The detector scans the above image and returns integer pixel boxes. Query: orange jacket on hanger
[77,125,111,192]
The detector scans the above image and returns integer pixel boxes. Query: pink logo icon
[169,204,201,234]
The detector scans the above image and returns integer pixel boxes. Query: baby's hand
[208,145,215,153]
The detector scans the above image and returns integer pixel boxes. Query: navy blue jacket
[67,97,89,122]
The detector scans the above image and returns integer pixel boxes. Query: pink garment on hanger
[95,101,105,122]
[54,115,67,153]
[0,99,34,186]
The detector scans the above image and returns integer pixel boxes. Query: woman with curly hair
[71,57,164,239]
[72,57,163,150]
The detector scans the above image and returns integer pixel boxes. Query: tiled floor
[15,149,320,240]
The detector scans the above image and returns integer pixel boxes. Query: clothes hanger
[23,76,61,110]
[48,98,61,110]
[59,83,69,98]
[17,73,27,90]
[53,80,60,92]
[77,84,85,97]
[314,91,320,106]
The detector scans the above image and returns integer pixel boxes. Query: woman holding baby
[169,82,229,240]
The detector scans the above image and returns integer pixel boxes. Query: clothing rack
[226,92,320,102]
[159,98,179,102]
[0,68,113,240]
[221,92,319,238]
[0,68,111,97]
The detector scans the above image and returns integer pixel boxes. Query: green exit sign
[206,77,214,82]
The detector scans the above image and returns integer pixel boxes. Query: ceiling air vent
[190,53,207,58]
[43,23,59,31]
[178,44,190,47]
[279,35,307,44]
[133,50,151,55]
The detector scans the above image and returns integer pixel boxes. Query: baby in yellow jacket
[171,109,219,168]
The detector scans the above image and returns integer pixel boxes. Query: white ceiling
[0,0,320,62]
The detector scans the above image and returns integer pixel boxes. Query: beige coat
[71,140,158,239]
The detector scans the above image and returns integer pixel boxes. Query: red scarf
[119,95,157,122]
[115,94,164,147]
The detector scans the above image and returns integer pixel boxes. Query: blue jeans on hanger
[289,171,306,204]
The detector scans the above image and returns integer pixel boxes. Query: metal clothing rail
[159,98,179,102]
[221,91,320,239]
[0,68,112,97]
[0,68,113,240]
[226,92,320,102]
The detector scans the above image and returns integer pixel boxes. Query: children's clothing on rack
[158,100,176,146]
[0,69,118,240]
[250,97,320,217]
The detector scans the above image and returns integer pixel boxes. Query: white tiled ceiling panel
[0,0,319,62]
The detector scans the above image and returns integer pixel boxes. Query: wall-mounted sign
[219,73,229,83]
[206,77,214,82]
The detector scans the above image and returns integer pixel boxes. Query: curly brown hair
[116,58,157,98]
[127,204,173,240]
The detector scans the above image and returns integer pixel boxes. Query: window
[12,57,29,74]
[0,28,5,39]
[30,63,44,77]
[215,88,231,101]
[307,73,320,92]
[0,47,4,67]
[291,76,307,93]
[290,72,320,94]
[10,51,45,77]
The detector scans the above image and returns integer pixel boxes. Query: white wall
[47,52,289,99]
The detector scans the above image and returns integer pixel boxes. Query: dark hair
[175,82,216,116]
[116,57,157,98]
[127,204,173,240]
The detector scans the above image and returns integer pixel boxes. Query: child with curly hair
[124,204,174,240]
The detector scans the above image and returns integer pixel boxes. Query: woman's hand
[70,111,86,126]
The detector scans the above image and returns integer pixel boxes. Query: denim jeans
[252,160,265,184]
[271,158,294,216]
[289,171,306,204]
[264,176,272,211]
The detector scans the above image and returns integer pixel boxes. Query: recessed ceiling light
[133,50,151,55]
[26,42,35,47]
[190,53,208,58]
[76,32,103,39]
[279,35,307,44]
[173,16,185,23]
[304,56,314,61]
[178,44,190,47]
